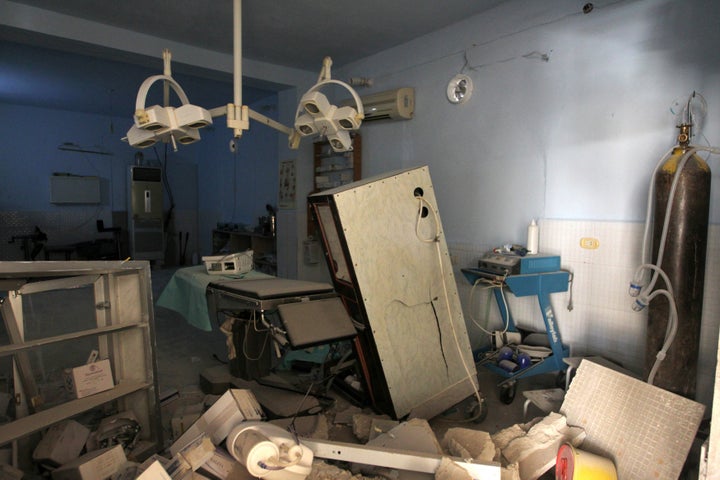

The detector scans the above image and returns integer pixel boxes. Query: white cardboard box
[169,389,263,456]
[33,420,91,466]
[137,461,172,480]
[51,445,127,480]
[64,359,114,399]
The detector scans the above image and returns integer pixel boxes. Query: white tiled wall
[450,219,720,409]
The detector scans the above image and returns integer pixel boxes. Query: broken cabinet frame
[0,261,162,450]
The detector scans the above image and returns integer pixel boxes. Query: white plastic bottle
[527,219,539,254]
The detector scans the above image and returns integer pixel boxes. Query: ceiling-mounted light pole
[124,0,362,152]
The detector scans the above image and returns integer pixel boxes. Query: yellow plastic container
[556,443,618,480]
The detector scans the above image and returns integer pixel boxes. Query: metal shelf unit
[0,261,161,457]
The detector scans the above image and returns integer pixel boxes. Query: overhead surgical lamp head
[293,62,364,152]
[333,106,362,130]
[175,104,213,129]
[124,74,212,151]
[134,105,172,131]
[126,125,160,149]
[300,91,332,117]
[327,130,352,152]
[174,126,201,145]
[294,113,318,136]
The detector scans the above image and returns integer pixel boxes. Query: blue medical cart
[461,268,570,404]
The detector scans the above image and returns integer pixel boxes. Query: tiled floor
[150,266,561,474]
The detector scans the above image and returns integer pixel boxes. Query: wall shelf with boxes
[211,230,277,275]
[313,133,362,190]
[0,261,161,460]
[308,134,362,236]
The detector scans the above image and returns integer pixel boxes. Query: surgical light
[175,126,201,145]
[327,131,352,152]
[125,125,160,149]
[134,105,171,131]
[294,113,317,136]
[300,91,331,116]
[293,58,364,153]
[333,106,362,130]
[175,104,213,129]
[124,1,363,154]
[124,74,212,150]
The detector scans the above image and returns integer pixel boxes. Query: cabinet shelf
[0,261,161,457]
[0,322,145,358]
[0,381,150,446]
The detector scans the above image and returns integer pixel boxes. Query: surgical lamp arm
[208,105,301,149]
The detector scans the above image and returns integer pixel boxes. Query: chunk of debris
[491,424,526,452]
[307,460,373,480]
[333,405,363,425]
[368,418,443,454]
[501,412,585,480]
[352,413,392,442]
[367,418,400,441]
[434,457,472,480]
[442,428,496,464]
[33,419,90,467]
[271,415,330,440]
[500,463,520,480]
[356,418,444,479]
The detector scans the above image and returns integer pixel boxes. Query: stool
[522,388,565,420]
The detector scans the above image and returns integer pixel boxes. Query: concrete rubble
[6,385,588,480]
[492,412,585,480]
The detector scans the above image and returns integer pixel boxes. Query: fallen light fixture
[124,0,363,153]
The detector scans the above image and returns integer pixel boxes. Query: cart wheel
[499,382,517,405]
[469,396,488,423]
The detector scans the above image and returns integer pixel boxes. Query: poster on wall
[279,159,296,210]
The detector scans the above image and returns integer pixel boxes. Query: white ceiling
[4,0,508,71]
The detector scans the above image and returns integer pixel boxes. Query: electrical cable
[562,268,574,311]
[242,319,269,362]
[413,196,485,414]
[468,278,510,336]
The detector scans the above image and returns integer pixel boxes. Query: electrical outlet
[580,237,600,249]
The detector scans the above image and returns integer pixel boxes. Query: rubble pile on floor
[15,386,597,480]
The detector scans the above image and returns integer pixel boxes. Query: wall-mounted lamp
[446,73,473,105]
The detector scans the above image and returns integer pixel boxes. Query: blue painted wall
[0,42,279,258]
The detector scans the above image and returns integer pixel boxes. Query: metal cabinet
[0,261,161,458]
[308,166,477,420]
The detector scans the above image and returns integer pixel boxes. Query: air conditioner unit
[360,87,414,122]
